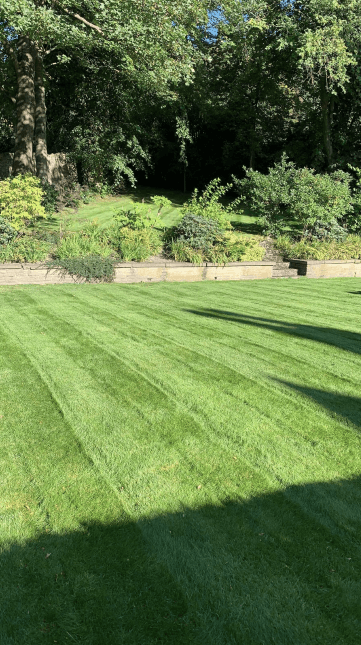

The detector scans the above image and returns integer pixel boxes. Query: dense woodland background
[1,1,361,191]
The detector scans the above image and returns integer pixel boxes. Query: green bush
[181,179,241,230]
[47,256,115,282]
[173,214,224,251]
[275,234,361,260]
[54,222,112,259]
[113,203,162,231]
[347,164,361,233]
[168,232,264,264]
[115,227,162,261]
[150,195,172,215]
[233,155,354,237]
[0,217,17,246]
[41,180,60,215]
[0,235,51,263]
[221,232,265,261]
[0,174,47,230]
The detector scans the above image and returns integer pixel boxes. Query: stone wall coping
[0,260,275,271]
[287,258,361,265]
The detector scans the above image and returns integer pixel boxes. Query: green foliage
[47,256,115,283]
[0,235,51,263]
[0,217,17,246]
[150,195,172,214]
[0,174,47,230]
[173,213,224,251]
[41,181,60,215]
[303,218,348,242]
[234,155,354,237]
[55,222,112,260]
[116,227,162,262]
[181,179,242,230]
[221,232,265,262]
[169,240,210,264]
[113,203,163,231]
[168,219,264,264]
[275,234,361,260]
[347,164,361,233]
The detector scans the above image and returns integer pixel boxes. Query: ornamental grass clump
[276,234,361,260]
[54,221,113,260]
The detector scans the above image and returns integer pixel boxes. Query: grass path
[0,279,361,644]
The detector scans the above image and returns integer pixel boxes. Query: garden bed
[0,259,274,285]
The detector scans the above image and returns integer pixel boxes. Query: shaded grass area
[0,279,361,644]
[40,186,264,234]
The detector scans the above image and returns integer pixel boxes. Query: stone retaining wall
[0,261,274,286]
[289,259,361,278]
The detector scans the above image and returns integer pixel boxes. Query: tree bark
[34,50,48,181]
[12,36,36,176]
[320,76,333,167]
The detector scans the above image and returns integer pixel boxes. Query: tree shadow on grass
[2,476,361,645]
[185,309,361,356]
[274,379,361,431]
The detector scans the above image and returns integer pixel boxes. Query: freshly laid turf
[0,278,361,644]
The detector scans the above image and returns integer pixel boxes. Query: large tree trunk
[34,50,48,182]
[12,36,36,176]
[320,76,333,167]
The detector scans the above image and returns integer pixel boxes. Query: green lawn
[41,185,263,233]
[1,278,361,644]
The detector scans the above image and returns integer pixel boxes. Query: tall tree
[0,0,210,178]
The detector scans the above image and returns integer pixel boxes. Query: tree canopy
[1,0,361,188]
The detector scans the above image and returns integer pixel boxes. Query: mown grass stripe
[1,280,361,644]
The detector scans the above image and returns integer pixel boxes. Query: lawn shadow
[274,379,361,431]
[231,221,263,235]
[1,477,361,644]
[185,309,361,356]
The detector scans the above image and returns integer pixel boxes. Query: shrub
[181,178,242,229]
[150,195,172,215]
[233,154,354,237]
[47,256,115,282]
[41,180,59,215]
[0,174,47,229]
[347,164,361,233]
[0,235,51,263]
[221,232,265,261]
[275,234,361,260]
[168,230,264,264]
[115,227,162,261]
[169,240,207,264]
[113,203,162,231]
[0,217,17,246]
[173,213,224,251]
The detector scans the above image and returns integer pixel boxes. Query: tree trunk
[12,36,36,176]
[34,50,48,182]
[320,76,333,167]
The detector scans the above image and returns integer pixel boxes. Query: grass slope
[0,278,361,644]
[41,186,261,233]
